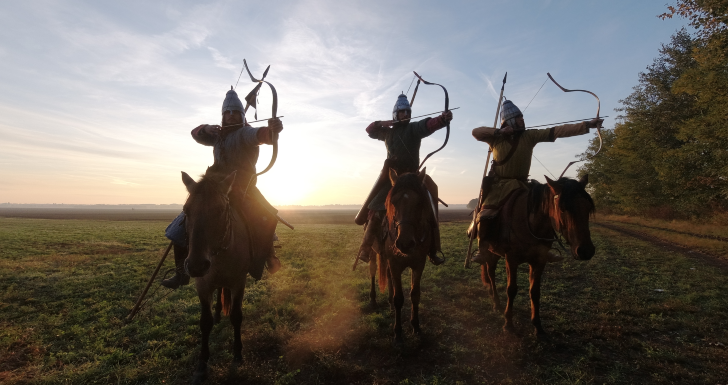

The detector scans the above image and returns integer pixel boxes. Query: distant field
[0,208,472,224]
[1,217,727,384]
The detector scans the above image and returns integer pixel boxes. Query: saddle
[469,188,527,244]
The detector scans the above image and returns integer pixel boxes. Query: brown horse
[368,168,434,343]
[181,170,253,384]
[477,175,595,336]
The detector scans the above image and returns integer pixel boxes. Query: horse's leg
[230,284,246,363]
[410,265,423,335]
[387,264,395,311]
[193,284,214,384]
[369,254,378,306]
[485,253,501,311]
[213,288,222,324]
[390,264,405,343]
[503,259,519,333]
[529,262,546,336]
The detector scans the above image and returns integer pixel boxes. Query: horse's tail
[221,287,232,316]
[377,253,388,293]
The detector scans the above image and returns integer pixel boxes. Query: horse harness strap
[212,195,234,257]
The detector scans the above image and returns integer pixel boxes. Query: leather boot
[428,252,445,265]
[357,214,381,263]
[470,238,489,265]
[162,244,190,289]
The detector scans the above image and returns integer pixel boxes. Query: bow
[243,59,280,177]
[412,71,451,170]
[546,72,603,178]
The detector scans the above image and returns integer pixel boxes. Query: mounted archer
[162,84,284,289]
[468,99,602,265]
[355,91,453,266]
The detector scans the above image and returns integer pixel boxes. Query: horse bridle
[186,193,234,259]
[527,192,569,253]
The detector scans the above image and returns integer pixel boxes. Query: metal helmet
[500,99,523,128]
[221,86,244,115]
[392,93,412,120]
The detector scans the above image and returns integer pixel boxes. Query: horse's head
[545,174,596,260]
[385,168,429,255]
[181,170,236,277]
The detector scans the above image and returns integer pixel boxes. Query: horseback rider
[356,93,453,266]
[469,99,602,265]
[162,87,283,289]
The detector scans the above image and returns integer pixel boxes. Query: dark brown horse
[477,175,595,336]
[368,168,434,343]
[181,170,253,384]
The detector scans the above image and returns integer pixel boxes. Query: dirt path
[593,221,728,271]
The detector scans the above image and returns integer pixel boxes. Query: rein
[526,189,569,253]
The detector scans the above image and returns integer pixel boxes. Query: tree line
[578,0,727,219]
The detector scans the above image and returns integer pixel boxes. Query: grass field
[1,216,728,384]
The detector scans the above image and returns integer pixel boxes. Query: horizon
[0,1,688,205]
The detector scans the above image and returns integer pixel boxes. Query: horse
[181,169,253,383]
[477,174,595,336]
[368,168,434,343]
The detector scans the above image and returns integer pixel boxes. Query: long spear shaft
[127,241,174,322]
[465,73,507,268]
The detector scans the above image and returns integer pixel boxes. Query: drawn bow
[546,72,603,178]
[243,59,280,177]
[412,71,451,170]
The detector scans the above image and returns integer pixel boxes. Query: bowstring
[405,74,417,96]
[523,77,556,178]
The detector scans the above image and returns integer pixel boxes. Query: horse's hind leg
[369,255,378,306]
[230,285,246,363]
[485,253,501,311]
[503,259,519,333]
[193,287,214,384]
[213,289,222,324]
[529,262,546,336]
[410,266,423,335]
[387,265,395,311]
[390,265,405,344]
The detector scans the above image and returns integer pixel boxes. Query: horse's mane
[385,173,427,225]
[184,167,229,207]
[528,178,595,219]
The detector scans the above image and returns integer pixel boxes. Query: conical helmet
[500,99,523,128]
[221,86,244,115]
[392,93,412,120]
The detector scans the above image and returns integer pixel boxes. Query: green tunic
[482,128,554,207]
[472,122,589,208]
[368,118,433,210]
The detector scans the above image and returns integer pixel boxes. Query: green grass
[1,217,727,384]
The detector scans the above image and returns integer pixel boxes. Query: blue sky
[0,0,687,205]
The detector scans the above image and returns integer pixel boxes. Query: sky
[0,0,689,206]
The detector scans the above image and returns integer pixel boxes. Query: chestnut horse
[181,170,252,384]
[368,168,434,343]
[477,175,595,336]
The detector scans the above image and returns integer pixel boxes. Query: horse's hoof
[233,354,243,364]
[503,324,516,334]
[535,328,547,339]
[412,327,421,336]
